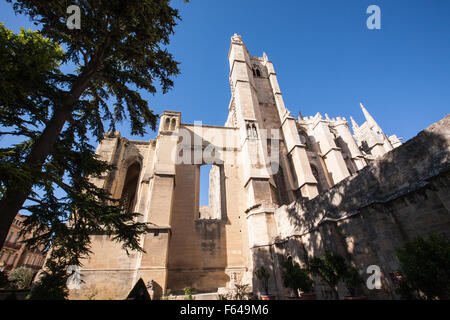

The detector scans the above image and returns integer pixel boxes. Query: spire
[231,33,243,45]
[350,116,359,131]
[360,102,379,129]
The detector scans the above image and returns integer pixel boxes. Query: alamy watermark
[366,265,382,289]
[367,5,381,30]
[66,265,81,289]
[66,5,81,30]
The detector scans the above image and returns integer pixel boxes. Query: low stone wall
[254,115,450,299]
[0,289,30,300]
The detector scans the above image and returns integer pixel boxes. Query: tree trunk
[0,35,111,249]
[0,105,73,249]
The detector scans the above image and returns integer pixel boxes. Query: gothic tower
[67,34,402,300]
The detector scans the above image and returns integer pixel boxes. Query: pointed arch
[120,161,141,213]
[298,129,311,151]
[126,278,151,300]
[164,117,170,131]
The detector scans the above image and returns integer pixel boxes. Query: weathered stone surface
[68,34,448,300]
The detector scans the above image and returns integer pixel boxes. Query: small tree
[343,266,364,297]
[233,283,252,300]
[280,257,314,298]
[27,260,69,300]
[309,251,348,299]
[395,233,450,300]
[8,266,34,289]
[183,287,195,300]
[254,266,270,294]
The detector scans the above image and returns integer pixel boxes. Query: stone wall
[253,115,450,299]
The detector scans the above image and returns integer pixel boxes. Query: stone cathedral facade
[69,34,450,300]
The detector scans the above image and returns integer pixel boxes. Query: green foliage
[0,24,64,197]
[183,287,195,300]
[28,260,69,300]
[217,283,256,300]
[309,252,347,290]
[0,23,63,133]
[8,266,34,289]
[254,266,270,294]
[395,233,450,300]
[309,251,365,298]
[1,0,184,298]
[343,266,364,297]
[233,283,252,300]
[280,257,314,297]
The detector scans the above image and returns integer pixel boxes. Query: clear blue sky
[1,0,449,206]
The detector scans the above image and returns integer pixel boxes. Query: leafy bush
[395,233,450,300]
[309,251,347,299]
[280,257,314,297]
[309,251,364,298]
[218,283,256,300]
[183,287,195,300]
[254,266,270,294]
[27,261,69,300]
[233,283,252,300]
[8,266,34,289]
[343,266,364,297]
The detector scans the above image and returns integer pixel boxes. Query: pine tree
[0,1,182,251]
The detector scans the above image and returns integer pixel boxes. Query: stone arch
[298,129,311,151]
[120,161,141,213]
[252,65,262,77]
[170,118,177,131]
[310,164,323,193]
[246,121,258,139]
[164,117,170,131]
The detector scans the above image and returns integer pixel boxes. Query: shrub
[183,287,195,300]
[254,266,270,294]
[8,266,34,289]
[27,261,69,300]
[280,257,314,297]
[309,251,348,299]
[395,233,450,300]
[343,266,364,297]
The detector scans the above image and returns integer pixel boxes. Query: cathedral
[68,34,450,300]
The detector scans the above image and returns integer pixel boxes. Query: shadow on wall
[166,128,232,293]
[281,114,449,235]
[260,115,450,299]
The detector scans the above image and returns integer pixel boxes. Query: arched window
[298,130,311,151]
[120,162,141,213]
[170,118,177,131]
[310,164,323,193]
[252,65,261,77]
[246,122,258,139]
[164,117,170,131]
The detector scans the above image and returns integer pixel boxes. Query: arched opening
[120,162,141,213]
[310,164,323,193]
[298,130,311,151]
[164,117,170,131]
[170,118,177,131]
[126,278,151,300]
[197,164,223,220]
[252,65,262,77]
[246,122,258,139]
